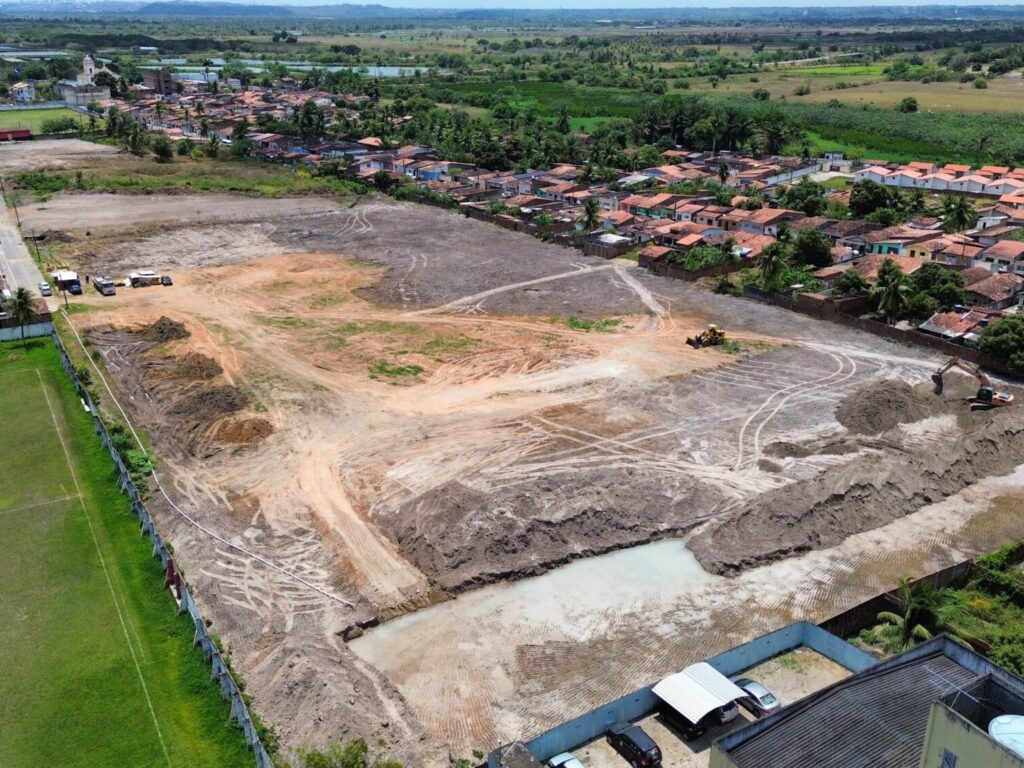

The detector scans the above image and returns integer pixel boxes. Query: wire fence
[51,330,274,768]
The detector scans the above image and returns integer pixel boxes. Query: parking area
[572,648,852,768]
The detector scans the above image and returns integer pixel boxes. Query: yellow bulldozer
[932,357,1015,411]
[686,324,727,349]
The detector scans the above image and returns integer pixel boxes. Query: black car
[606,722,661,768]
[161,275,173,286]
[658,702,739,742]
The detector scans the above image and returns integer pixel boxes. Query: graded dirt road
[35,189,1023,764]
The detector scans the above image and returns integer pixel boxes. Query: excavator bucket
[686,336,701,348]
[931,373,944,395]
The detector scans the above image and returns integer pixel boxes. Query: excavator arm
[932,357,990,395]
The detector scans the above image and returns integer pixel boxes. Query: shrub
[973,77,988,89]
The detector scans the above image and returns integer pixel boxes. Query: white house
[854,166,892,185]
[10,82,35,103]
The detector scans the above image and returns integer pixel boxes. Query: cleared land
[0,340,251,768]
[18,173,1024,763]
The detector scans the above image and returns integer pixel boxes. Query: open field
[0,107,96,134]
[17,162,1024,763]
[0,138,127,174]
[0,339,251,768]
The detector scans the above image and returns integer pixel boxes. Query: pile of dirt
[169,385,248,421]
[835,380,934,435]
[385,470,724,592]
[143,316,189,343]
[691,404,1024,576]
[175,352,223,380]
[214,417,274,445]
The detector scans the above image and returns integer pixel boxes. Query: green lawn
[0,107,100,134]
[0,339,252,768]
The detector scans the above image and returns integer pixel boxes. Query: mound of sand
[214,417,274,444]
[175,352,223,380]
[143,316,189,343]
[169,385,248,421]
[836,380,934,435]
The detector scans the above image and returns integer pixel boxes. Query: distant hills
[2,1,1024,22]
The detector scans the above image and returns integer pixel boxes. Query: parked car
[658,701,738,742]
[731,677,782,718]
[38,282,52,297]
[547,752,585,768]
[161,275,173,286]
[606,722,661,768]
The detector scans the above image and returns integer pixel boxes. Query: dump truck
[94,277,117,297]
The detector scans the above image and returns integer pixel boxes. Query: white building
[10,81,35,103]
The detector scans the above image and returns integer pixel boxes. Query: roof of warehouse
[721,650,977,768]
[652,662,746,724]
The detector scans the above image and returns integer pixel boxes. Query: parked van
[94,277,117,296]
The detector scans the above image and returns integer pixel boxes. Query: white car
[38,282,52,297]
[548,753,586,768]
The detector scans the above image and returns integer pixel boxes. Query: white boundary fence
[51,331,274,768]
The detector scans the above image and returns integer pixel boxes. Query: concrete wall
[490,622,876,768]
[919,703,1024,768]
[0,320,53,342]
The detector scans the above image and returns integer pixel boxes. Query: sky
[262,0,1024,5]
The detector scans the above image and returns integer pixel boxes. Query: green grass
[0,107,102,134]
[368,361,423,378]
[418,333,478,357]
[550,315,621,332]
[0,339,252,768]
[14,159,363,201]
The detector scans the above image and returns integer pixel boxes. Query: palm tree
[182,107,191,134]
[580,197,602,232]
[717,162,730,185]
[555,104,571,135]
[872,271,911,325]
[941,194,978,235]
[8,287,36,348]
[757,241,791,291]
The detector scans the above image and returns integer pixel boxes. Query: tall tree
[757,241,792,291]
[872,258,911,324]
[941,194,978,234]
[7,287,36,348]
[555,104,571,135]
[579,197,602,232]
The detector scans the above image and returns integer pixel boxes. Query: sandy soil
[0,138,131,174]
[42,190,1024,764]
[19,191,345,232]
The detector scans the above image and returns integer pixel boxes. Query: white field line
[0,494,80,516]
[35,369,172,767]
[59,312,355,608]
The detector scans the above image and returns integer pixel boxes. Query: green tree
[792,227,833,268]
[979,315,1024,375]
[295,99,326,142]
[717,162,730,185]
[909,261,966,310]
[372,170,395,192]
[554,104,571,134]
[872,258,911,324]
[940,194,978,234]
[849,180,891,217]
[833,269,869,296]
[230,118,253,157]
[580,197,601,232]
[151,134,173,163]
[6,287,36,348]
[778,177,826,216]
[897,96,919,113]
[866,207,900,227]
[757,241,792,291]
[203,133,222,158]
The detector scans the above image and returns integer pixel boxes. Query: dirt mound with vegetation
[214,417,274,445]
[175,352,223,380]
[169,385,248,421]
[691,389,1024,576]
[142,316,189,343]
[835,380,935,435]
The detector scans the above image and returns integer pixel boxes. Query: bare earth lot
[0,138,130,174]
[26,182,1024,764]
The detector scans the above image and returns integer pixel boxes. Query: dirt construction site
[11,144,1024,766]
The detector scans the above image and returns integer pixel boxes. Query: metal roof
[652,662,746,724]
[724,652,976,768]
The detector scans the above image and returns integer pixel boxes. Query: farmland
[0,339,252,768]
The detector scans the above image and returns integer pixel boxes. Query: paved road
[0,200,52,308]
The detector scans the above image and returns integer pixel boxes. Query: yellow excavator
[686,324,727,349]
[932,357,1015,411]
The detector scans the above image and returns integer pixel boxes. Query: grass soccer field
[0,338,252,768]
[0,107,100,134]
